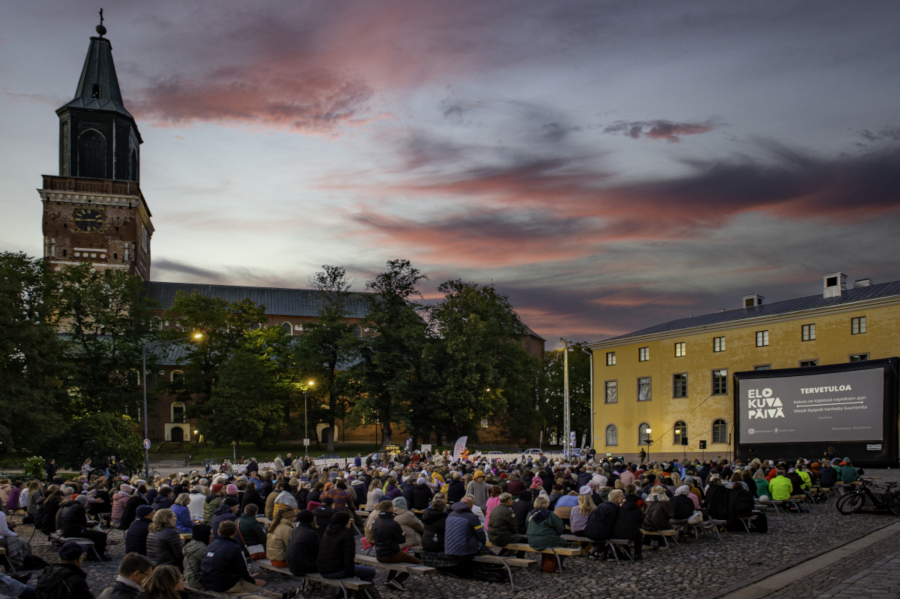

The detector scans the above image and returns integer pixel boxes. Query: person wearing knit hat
[210,497,240,539]
[125,505,155,555]
[226,484,239,496]
[205,483,226,524]
[34,541,91,599]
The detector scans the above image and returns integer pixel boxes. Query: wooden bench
[562,534,635,563]
[471,554,539,592]
[486,541,581,578]
[639,528,680,549]
[254,559,372,599]
[355,554,442,599]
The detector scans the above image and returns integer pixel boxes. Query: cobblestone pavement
[12,469,900,599]
[766,528,900,598]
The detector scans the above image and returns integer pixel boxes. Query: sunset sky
[2,1,900,342]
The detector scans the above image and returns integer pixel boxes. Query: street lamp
[142,332,203,479]
[304,380,314,458]
[556,339,572,458]
[646,427,653,465]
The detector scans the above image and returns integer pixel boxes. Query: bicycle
[836,477,900,515]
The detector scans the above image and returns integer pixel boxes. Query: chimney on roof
[742,294,763,309]
[823,272,847,298]
[854,278,872,288]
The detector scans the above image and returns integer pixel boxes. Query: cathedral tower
[39,19,153,280]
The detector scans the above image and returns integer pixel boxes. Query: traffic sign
[143,439,151,450]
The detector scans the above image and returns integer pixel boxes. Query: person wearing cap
[210,497,240,539]
[34,542,93,599]
[59,494,111,560]
[98,552,154,599]
[125,505,155,555]
[286,510,319,577]
[390,497,423,549]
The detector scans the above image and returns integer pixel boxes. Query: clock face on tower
[73,207,104,232]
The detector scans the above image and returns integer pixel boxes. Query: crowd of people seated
[0,448,864,598]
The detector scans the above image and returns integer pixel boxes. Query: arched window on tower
[605,424,618,446]
[77,129,107,178]
[282,322,292,336]
[713,419,728,444]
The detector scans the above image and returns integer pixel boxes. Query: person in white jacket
[188,486,206,522]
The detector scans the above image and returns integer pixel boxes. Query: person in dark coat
[46,459,58,481]
[447,475,466,504]
[704,480,730,520]
[317,512,376,583]
[125,505,155,555]
[120,492,147,531]
[374,506,422,590]
[59,495,110,559]
[235,504,267,553]
[672,486,695,520]
[146,509,185,569]
[312,497,336,538]
[420,500,449,555]
[818,463,837,488]
[511,490,533,535]
[612,493,644,560]
[585,493,621,559]
[240,485,265,514]
[487,493,525,550]
[209,497,240,539]
[34,542,94,599]
[412,479,433,511]
[201,521,271,595]
[39,490,65,536]
[150,487,174,512]
[286,510,319,577]
[401,479,416,508]
[97,552,154,599]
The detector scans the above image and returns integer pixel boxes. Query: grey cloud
[604,119,718,142]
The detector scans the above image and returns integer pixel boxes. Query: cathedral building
[40,24,545,447]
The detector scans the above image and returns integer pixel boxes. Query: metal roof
[58,35,134,121]
[603,279,900,343]
[144,281,370,319]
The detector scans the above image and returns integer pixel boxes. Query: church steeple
[56,17,142,182]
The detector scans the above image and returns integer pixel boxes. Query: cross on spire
[96,8,107,37]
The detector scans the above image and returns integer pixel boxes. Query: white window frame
[606,352,616,366]
[639,347,649,362]
[756,330,769,347]
[674,342,685,358]
[605,380,618,404]
[713,336,725,352]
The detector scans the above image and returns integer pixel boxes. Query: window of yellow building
[756,330,769,347]
[852,316,867,335]
[712,419,727,444]
[674,342,685,357]
[674,421,687,444]
[606,351,616,365]
[713,336,725,352]
[605,380,618,403]
[800,359,818,367]
[638,377,652,401]
[673,373,688,398]
[850,353,869,362]
[712,369,727,395]
[638,422,651,445]
[639,347,649,361]
[802,324,816,341]
[605,424,618,446]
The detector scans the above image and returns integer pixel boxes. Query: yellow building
[587,273,900,462]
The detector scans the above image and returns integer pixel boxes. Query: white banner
[453,436,468,460]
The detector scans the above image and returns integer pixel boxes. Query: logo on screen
[748,387,785,419]
[747,429,755,435]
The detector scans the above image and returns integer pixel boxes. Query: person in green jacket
[752,469,770,498]
[795,465,812,491]
[769,471,793,501]
[525,495,566,551]
[840,459,859,484]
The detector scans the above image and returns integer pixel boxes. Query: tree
[424,280,540,442]
[162,291,267,409]
[353,260,428,447]
[292,266,362,451]
[0,253,69,451]
[540,341,592,447]
[41,412,144,473]
[200,350,285,449]
[57,264,159,417]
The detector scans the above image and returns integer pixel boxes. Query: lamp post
[142,332,203,479]
[304,381,314,458]
[646,427,653,465]
[557,339,571,458]
[581,347,593,458]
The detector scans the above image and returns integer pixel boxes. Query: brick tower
[38,19,153,280]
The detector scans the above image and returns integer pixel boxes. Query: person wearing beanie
[210,497,240,539]
[125,505,155,555]
[59,494,111,560]
[204,483,226,524]
[287,510,319,577]
[183,524,212,591]
[34,542,92,599]
[390,497,423,549]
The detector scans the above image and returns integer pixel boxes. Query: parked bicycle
[836,476,900,515]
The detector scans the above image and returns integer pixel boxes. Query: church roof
[58,34,136,123]
[144,281,370,319]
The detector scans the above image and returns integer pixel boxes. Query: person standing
[46,459,57,481]
[465,471,490,512]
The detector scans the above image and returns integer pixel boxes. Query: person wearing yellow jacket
[769,471,793,501]
[796,467,812,491]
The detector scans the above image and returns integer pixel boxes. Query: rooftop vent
[742,294,764,308]
[823,272,847,298]
[854,278,872,288]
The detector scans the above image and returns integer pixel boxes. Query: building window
[639,347,649,362]
[674,342,685,358]
[800,359,818,367]
[605,380,618,404]
[713,419,727,444]
[712,369,727,395]
[673,373,688,398]
[171,402,185,424]
[638,377,652,401]
[281,322,292,336]
[851,316,867,335]
[606,352,616,366]
[713,336,725,352]
[754,364,771,371]
[850,354,869,362]
[605,424,618,446]
[674,421,687,445]
[802,324,816,341]
[638,423,651,445]
[756,330,769,347]
[171,370,184,383]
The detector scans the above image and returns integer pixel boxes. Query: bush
[23,456,45,481]
[41,413,144,475]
